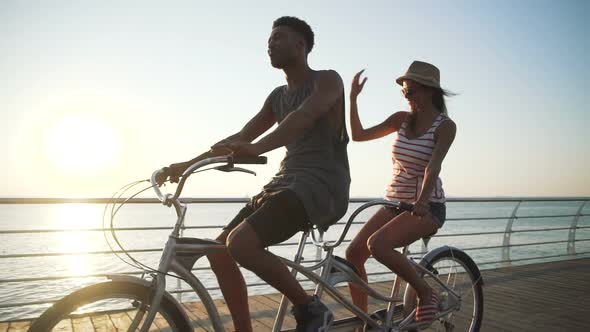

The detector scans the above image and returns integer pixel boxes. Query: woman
[345,61,456,323]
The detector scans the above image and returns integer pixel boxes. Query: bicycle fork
[124,273,163,330]
[136,236,177,332]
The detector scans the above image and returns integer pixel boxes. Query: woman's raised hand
[350,69,368,99]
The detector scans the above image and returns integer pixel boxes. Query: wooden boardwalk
[2,258,589,332]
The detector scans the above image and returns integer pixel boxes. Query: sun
[44,112,120,175]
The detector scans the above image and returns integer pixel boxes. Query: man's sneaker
[291,295,334,332]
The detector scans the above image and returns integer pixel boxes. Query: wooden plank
[185,296,272,331]
[211,299,237,331]
[252,293,297,330]
[183,301,214,331]
[246,296,278,329]
[107,312,131,330]
[263,292,284,305]
[7,322,31,332]
[113,310,185,331]
[152,314,172,331]
[71,317,94,332]
[180,303,209,331]
[90,314,117,332]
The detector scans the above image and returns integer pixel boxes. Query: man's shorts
[383,202,446,228]
[223,190,310,248]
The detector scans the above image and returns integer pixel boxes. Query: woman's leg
[345,207,397,312]
[367,212,439,303]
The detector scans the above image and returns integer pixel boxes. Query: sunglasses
[401,88,417,98]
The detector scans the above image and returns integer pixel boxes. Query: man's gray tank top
[263,70,351,231]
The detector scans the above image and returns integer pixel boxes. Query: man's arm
[248,70,344,155]
[238,94,277,142]
[211,94,276,150]
[160,94,276,183]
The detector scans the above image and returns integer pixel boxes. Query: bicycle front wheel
[28,281,192,332]
[416,247,484,332]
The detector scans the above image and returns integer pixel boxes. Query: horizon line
[0,196,588,205]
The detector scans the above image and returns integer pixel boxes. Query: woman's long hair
[407,86,455,131]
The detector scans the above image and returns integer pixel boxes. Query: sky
[1,0,589,198]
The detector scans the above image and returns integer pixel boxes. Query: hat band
[397,73,440,88]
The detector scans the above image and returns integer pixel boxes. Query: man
[160,16,350,332]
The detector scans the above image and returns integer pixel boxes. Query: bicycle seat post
[313,243,333,300]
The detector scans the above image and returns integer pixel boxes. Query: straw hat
[396,61,441,89]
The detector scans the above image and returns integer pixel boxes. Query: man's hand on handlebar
[156,143,261,186]
[215,142,262,157]
[156,162,188,186]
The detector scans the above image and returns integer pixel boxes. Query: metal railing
[0,197,589,320]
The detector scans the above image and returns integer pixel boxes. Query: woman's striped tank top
[385,112,449,203]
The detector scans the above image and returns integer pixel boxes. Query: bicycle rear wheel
[28,281,192,332]
[414,247,484,332]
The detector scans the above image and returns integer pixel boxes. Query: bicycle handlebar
[150,155,267,205]
[230,155,268,165]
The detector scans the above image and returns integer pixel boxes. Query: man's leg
[207,196,260,332]
[226,222,310,305]
[225,190,334,331]
[207,229,252,332]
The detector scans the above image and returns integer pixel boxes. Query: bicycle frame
[133,156,463,331]
[133,228,462,332]
[270,232,463,331]
[139,216,459,331]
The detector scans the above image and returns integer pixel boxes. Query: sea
[1,199,589,321]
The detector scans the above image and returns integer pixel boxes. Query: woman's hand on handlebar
[412,199,429,218]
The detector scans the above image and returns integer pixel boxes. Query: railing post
[568,200,588,255]
[502,201,522,266]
